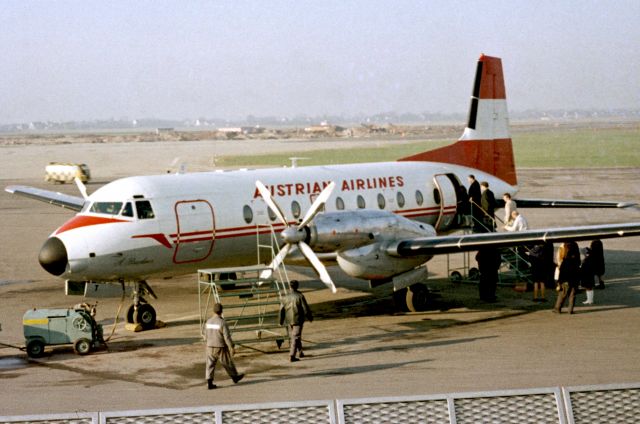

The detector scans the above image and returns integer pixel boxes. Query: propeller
[256,180,337,293]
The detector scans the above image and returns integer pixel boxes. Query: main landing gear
[393,283,432,312]
[125,281,157,330]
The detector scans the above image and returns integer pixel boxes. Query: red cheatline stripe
[169,229,215,238]
[132,234,172,249]
[55,215,127,235]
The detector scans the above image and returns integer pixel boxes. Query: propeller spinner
[255,180,337,293]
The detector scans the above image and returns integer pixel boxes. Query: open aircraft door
[173,200,215,264]
[433,174,458,231]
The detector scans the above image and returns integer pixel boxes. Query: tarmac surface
[1,137,639,416]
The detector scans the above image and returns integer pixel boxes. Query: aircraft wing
[5,185,85,211]
[389,222,640,257]
[513,198,637,209]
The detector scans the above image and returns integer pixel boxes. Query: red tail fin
[399,55,517,186]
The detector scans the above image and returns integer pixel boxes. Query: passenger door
[173,200,215,264]
[433,174,458,231]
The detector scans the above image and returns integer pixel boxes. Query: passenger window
[267,207,277,221]
[121,202,134,217]
[433,189,441,205]
[357,195,366,209]
[291,201,301,219]
[415,190,424,206]
[90,202,123,215]
[397,192,405,208]
[243,205,253,224]
[136,200,155,219]
[336,197,345,210]
[377,193,385,209]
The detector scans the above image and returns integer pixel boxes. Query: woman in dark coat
[528,241,555,302]
[553,241,581,314]
[590,239,605,289]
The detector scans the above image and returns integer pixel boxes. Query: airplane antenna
[289,157,310,168]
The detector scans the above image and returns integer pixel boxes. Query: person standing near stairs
[280,280,313,362]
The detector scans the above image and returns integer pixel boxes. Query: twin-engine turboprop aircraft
[7,55,640,329]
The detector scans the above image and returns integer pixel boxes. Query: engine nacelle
[337,243,429,280]
[308,210,436,279]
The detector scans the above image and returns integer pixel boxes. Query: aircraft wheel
[135,303,157,330]
[74,338,92,355]
[406,284,430,312]
[26,339,45,358]
[450,271,462,282]
[393,288,409,312]
[126,304,135,324]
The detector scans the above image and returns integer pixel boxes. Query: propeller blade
[298,241,337,293]
[74,177,89,200]
[255,180,288,225]
[259,244,291,280]
[298,181,336,229]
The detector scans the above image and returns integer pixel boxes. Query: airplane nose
[39,237,68,276]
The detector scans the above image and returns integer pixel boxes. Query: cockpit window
[136,200,155,219]
[121,202,134,217]
[90,202,123,215]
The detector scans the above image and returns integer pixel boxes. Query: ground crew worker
[204,303,244,389]
[280,280,313,362]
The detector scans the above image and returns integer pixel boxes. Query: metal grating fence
[564,383,640,424]
[1,383,638,424]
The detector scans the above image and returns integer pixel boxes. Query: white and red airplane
[7,55,640,329]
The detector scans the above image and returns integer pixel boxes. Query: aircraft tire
[126,304,135,324]
[74,338,92,355]
[406,283,430,312]
[135,304,157,330]
[393,288,409,312]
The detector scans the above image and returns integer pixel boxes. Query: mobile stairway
[448,207,533,288]
[198,224,291,352]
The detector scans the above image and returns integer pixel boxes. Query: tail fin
[399,54,517,186]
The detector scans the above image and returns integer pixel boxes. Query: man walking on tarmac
[204,303,244,389]
[280,280,313,362]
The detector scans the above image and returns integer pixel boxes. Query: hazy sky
[1,1,638,124]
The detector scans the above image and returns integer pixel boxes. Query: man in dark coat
[280,280,313,362]
[476,248,501,302]
[467,175,482,231]
[480,181,497,232]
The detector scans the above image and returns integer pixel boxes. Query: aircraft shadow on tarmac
[242,359,436,386]
[308,335,498,361]
[310,248,640,318]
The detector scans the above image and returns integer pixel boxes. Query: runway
[1,138,639,416]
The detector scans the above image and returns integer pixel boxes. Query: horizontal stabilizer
[5,185,84,211]
[390,222,640,256]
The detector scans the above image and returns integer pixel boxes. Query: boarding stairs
[198,224,291,351]
[448,204,533,287]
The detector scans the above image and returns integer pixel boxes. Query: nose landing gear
[125,281,158,331]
